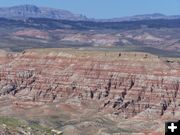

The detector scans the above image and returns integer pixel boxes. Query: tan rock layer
[0,49,179,120]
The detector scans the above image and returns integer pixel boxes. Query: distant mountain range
[0,5,180,22]
[99,13,180,22]
[0,5,87,21]
[0,5,180,57]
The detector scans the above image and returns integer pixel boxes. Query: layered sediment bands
[0,49,179,120]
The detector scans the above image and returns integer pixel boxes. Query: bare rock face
[0,49,179,135]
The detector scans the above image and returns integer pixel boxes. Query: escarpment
[0,49,179,120]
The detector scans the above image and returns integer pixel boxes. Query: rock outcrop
[0,49,179,135]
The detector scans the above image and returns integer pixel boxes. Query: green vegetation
[106,127,136,134]
[0,116,23,128]
[0,116,62,135]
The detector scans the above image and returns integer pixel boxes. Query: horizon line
[0,4,180,20]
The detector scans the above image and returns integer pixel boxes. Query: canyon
[0,48,179,135]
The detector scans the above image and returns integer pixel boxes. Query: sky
[0,0,180,19]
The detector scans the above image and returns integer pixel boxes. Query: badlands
[0,48,179,135]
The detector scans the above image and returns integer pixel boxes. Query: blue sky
[0,0,180,19]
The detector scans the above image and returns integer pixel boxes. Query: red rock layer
[0,49,179,120]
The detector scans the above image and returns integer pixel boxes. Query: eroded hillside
[0,18,180,56]
[0,49,179,135]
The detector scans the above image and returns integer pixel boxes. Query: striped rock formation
[0,49,179,135]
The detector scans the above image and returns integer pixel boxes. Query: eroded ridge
[0,49,179,121]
